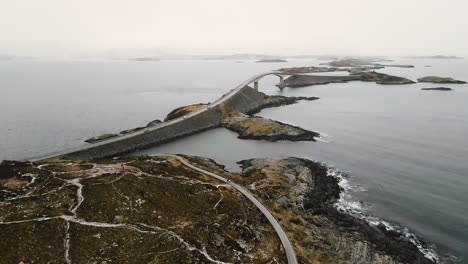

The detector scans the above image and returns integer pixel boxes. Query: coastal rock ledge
[0,156,435,263]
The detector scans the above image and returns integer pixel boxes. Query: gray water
[1,58,467,262]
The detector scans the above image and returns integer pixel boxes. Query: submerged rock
[84,133,118,143]
[221,111,319,141]
[421,87,453,91]
[417,76,467,84]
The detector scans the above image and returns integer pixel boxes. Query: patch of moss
[164,104,207,121]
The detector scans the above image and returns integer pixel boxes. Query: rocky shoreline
[236,157,435,264]
[0,156,435,263]
[222,111,319,142]
[168,90,321,142]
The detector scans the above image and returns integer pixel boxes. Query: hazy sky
[1,0,467,57]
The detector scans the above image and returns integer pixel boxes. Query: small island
[222,111,319,141]
[417,76,467,84]
[358,71,415,84]
[256,59,288,63]
[421,87,453,91]
[281,71,415,87]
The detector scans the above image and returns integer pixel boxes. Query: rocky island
[281,71,414,87]
[164,92,321,142]
[358,71,415,84]
[319,59,414,70]
[417,76,467,84]
[282,75,359,87]
[0,155,434,263]
[222,111,319,141]
[421,87,453,91]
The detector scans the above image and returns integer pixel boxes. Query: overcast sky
[1,0,467,57]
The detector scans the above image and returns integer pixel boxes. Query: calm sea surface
[1,58,467,262]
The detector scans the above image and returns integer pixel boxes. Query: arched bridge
[32,71,292,162]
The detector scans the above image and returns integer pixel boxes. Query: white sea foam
[314,130,333,142]
[327,167,442,263]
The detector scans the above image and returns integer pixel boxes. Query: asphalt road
[156,154,298,264]
[32,71,286,162]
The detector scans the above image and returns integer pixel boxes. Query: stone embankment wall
[61,86,264,160]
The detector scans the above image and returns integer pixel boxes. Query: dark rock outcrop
[248,95,319,115]
[236,157,436,264]
[421,87,453,91]
[84,133,118,143]
[120,127,145,135]
[146,119,162,127]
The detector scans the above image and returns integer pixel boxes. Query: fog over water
[1,0,468,57]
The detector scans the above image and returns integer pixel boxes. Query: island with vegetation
[280,71,414,87]
[417,76,467,84]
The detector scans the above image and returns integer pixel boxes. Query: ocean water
[1,58,467,262]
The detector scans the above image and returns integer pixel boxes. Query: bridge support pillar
[254,81,259,91]
[277,76,285,89]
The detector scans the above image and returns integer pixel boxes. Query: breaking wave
[326,167,453,264]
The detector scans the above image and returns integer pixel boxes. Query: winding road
[155,154,298,264]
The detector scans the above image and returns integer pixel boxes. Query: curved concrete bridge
[33,71,290,162]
